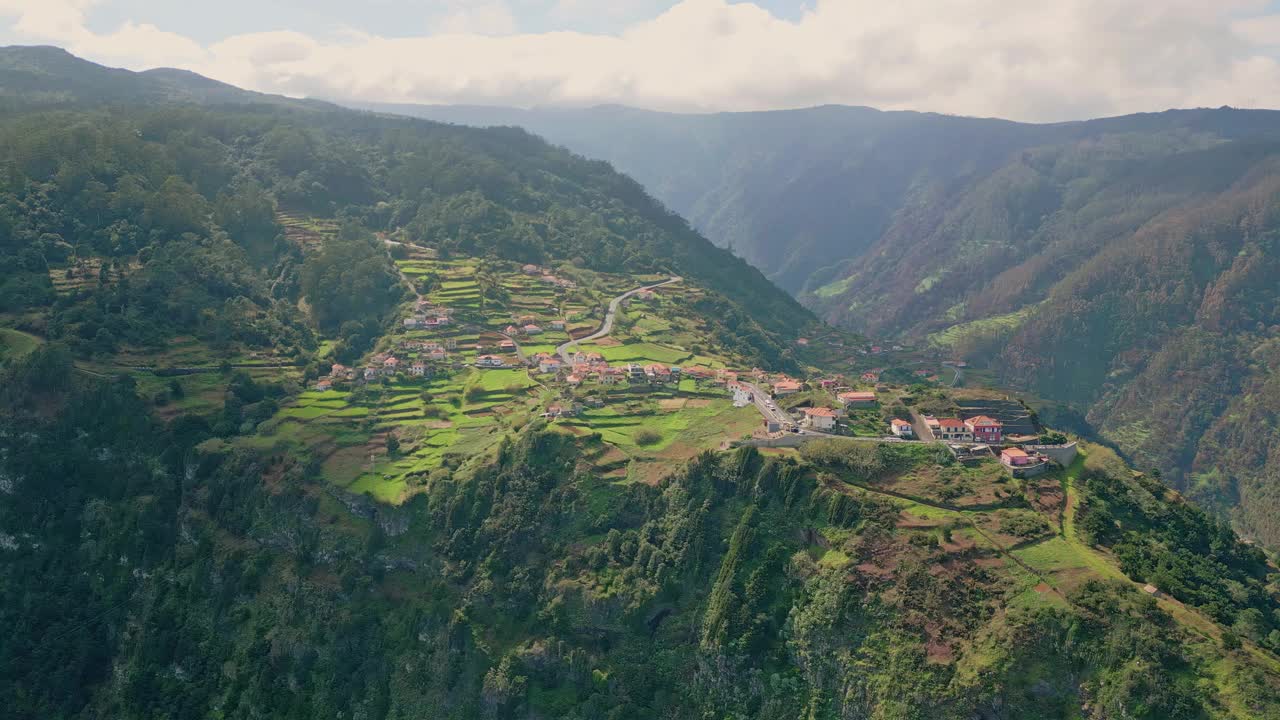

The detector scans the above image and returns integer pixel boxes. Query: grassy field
[0,327,40,363]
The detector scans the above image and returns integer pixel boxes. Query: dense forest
[4,345,1280,719]
[0,46,808,373]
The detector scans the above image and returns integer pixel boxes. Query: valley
[2,45,1280,720]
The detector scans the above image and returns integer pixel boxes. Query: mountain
[346,101,1280,295]
[0,45,329,111]
[356,100,1280,548]
[4,46,1280,719]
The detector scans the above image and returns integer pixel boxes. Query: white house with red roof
[800,407,837,431]
[838,391,877,408]
[773,379,802,396]
[890,418,914,438]
[936,418,972,441]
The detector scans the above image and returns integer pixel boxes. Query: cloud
[5,0,1280,121]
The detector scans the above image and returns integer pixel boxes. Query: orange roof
[774,380,802,390]
[966,415,1002,427]
[1002,447,1029,458]
[839,391,876,401]
[938,418,967,428]
[803,407,837,417]
[891,418,912,428]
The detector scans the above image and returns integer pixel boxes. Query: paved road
[739,381,795,429]
[556,276,682,364]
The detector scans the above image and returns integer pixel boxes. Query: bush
[633,428,662,446]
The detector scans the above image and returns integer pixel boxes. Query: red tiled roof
[966,415,1002,427]
[891,419,912,428]
[938,418,967,428]
[803,407,837,417]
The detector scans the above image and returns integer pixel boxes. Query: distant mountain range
[350,99,1280,547]
[0,45,330,111]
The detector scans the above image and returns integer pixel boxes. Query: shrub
[633,428,662,446]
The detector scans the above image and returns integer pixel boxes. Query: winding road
[556,276,682,364]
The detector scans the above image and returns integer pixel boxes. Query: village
[305,252,1070,491]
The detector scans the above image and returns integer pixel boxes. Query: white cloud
[5,0,1280,121]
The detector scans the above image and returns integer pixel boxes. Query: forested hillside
[366,100,1280,548]
[5,46,1280,720]
[0,46,807,372]
[5,347,1280,719]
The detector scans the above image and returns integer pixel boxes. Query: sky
[3,0,1280,121]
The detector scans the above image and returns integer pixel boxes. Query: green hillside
[369,101,1280,550]
[3,47,1280,719]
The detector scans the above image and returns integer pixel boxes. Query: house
[627,363,646,379]
[935,418,972,441]
[550,320,565,330]
[1000,447,1033,467]
[427,348,447,361]
[539,357,563,374]
[838,391,877,408]
[315,379,332,391]
[521,263,541,275]
[566,373,583,386]
[890,418,914,438]
[819,378,839,390]
[773,379,802,396]
[410,360,428,376]
[432,315,451,327]
[923,415,941,432]
[914,369,931,378]
[499,339,516,351]
[505,325,520,336]
[597,369,621,385]
[540,274,558,284]
[731,383,753,407]
[476,354,505,368]
[965,416,1003,443]
[524,324,544,335]
[801,407,837,431]
[403,317,419,328]
[796,338,809,346]
[860,372,880,383]
[364,366,379,381]
[382,357,400,375]
[545,405,564,418]
[644,363,672,382]
[445,338,458,350]
[330,363,348,378]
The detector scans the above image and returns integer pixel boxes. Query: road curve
[556,276,682,364]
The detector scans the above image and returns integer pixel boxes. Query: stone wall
[1023,441,1079,466]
